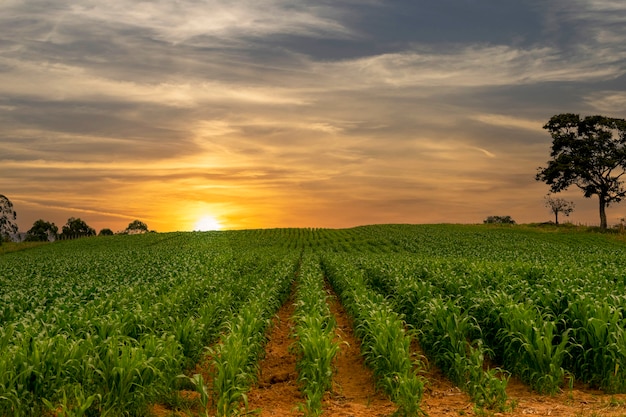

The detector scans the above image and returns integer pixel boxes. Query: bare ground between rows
[245,284,396,417]
[153,285,626,417]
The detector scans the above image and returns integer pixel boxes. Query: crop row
[0,232,300,416]
[291,252,339,416]
[354,249,626,395]
[321,252,426,416]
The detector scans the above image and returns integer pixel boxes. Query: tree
[61,217,96,239]
[536,114,626,229]
[0,194,19,243]
[25,219,58,242]
[125,220,148,234]
[544,195,575,225]
[483,215,516,224]
[98,228,114,236]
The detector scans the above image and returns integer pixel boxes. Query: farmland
[1,225,626,416]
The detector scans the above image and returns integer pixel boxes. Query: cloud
[2,0,354,46]
[470,114,546,133]
[584,91,626,115]
[312,45,625,90]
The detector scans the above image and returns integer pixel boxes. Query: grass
[0,241,50,255]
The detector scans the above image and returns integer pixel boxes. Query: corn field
[1,225,626,416]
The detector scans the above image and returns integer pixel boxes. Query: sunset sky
[1,1,626,232]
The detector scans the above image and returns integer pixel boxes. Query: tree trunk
[555,211,559,225]
[599,196,608,229]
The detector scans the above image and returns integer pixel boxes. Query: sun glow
[194,216,223,231]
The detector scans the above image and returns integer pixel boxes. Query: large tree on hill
[536,114,626,229]
[0,194,19,242]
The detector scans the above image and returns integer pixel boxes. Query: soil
[154,286,626,417]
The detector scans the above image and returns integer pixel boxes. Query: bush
[484,216,516,225]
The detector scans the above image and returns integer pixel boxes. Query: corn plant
[567,296,626,392]
[42,384,101,417]
[211,257,296,416]
[360,259,510,411]
[292,253,339,416]
[492,301,569,394]
[322,254,426,417]
[418,298,510,410]
[188,373,211,417]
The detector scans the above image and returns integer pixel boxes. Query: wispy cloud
[313,45,625,90]
[584,91,626,115]
[471,114,545,133]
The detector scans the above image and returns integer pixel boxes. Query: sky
[1,0,626,232]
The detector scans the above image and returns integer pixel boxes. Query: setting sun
[194,216,223,231]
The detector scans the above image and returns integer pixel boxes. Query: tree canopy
[125,220,149,234]
[536,113,626,229]
[61,217,96,238]
[0,194,19,242]
[25,219,58,242]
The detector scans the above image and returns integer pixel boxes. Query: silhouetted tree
[125,220,148,234]
[544,195,575,225]
[98,228,114,236]
[25,219,58,242]
[536,114,626,229]
[0,194,18,243]
[61,217,96,239]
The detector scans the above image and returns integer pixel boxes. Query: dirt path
[503,376,626,417]
[416,340,626,417]
[245,293,302,416]
[323,292,396,417]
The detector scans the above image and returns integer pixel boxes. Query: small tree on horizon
[61,217,96,239]
[125,220,149,234]
[544,195,575,225]
[25,219,58,242]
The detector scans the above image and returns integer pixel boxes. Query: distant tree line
[0,194,151,243]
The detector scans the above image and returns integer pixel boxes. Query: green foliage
[25,219,58,242]
[292,253,339,416]
[323,254,426,416]
[211,257,296,416]
[2,225,626,416]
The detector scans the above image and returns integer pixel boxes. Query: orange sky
[1,1,625,232]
